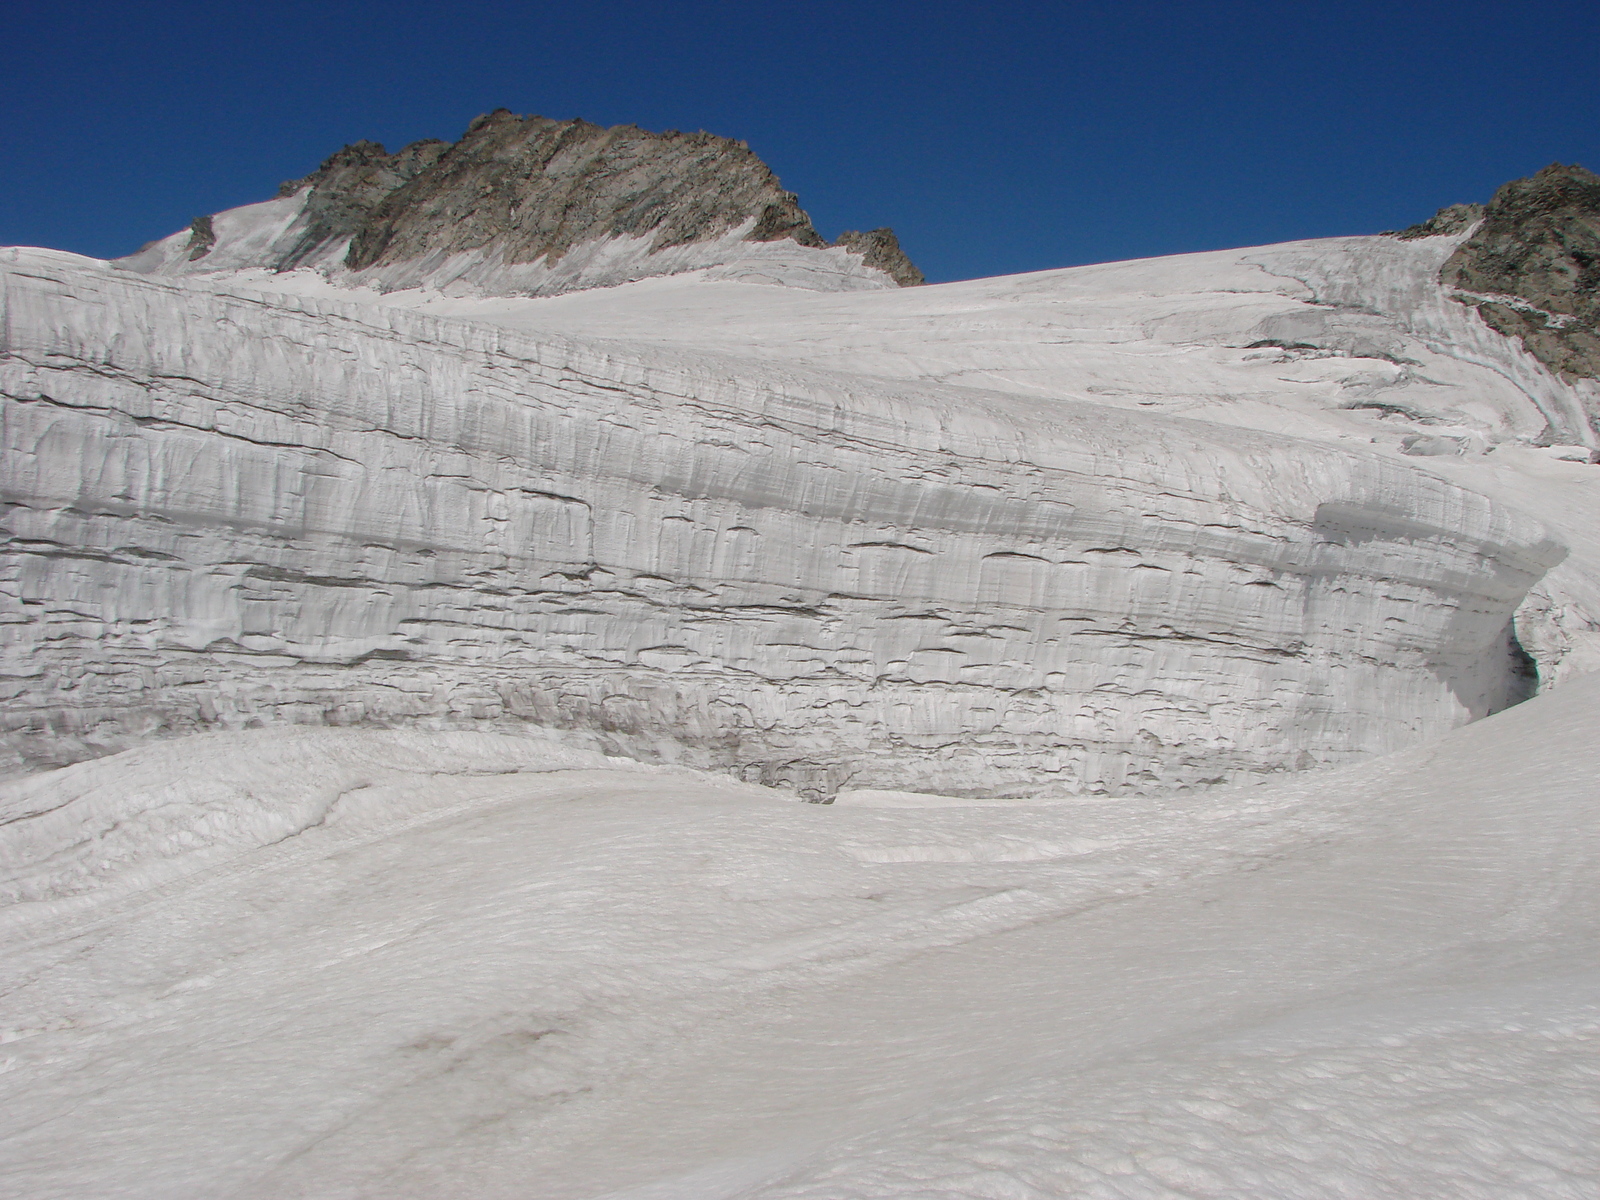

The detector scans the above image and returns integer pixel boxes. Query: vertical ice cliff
[115,110,924,295]
[0,250,1563,793]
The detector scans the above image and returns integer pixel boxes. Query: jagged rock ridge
[1387,202,1485,240]
[829,227,924,287]
[122,110,922,295]
[269,136,451,271]
[1390,164,1600,391]
[1443,163,1600,386]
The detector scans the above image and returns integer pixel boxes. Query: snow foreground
[1,672,1596,1198]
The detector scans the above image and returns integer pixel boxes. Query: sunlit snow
[2,222,1598,1197]
[3,674,1596,1197]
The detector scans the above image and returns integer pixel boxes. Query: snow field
[4,199,1600,1197]
[1,672,1596,1196]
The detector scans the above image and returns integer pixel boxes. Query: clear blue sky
[4,0,1597,283]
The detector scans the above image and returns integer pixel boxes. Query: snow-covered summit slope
[1,644,1596,1198]
[119,193,906,295]
[0,247,1565,794]
[381,228,1598,447]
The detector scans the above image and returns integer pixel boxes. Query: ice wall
[0,250,1565,793]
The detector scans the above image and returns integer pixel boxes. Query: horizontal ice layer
[0,249,1566,793]
[387,229,1600,681]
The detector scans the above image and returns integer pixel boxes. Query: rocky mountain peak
[1386,202,1485,240]
[132,110,921,295]
[1387,163,1600,384]
[832,227,925,287]
[338,110,835,273]
[1442,162,1600,382]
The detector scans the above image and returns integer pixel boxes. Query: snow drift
[1,638,1595,1198]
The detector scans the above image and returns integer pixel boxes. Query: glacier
[3,159,1600,1197]
[0,243,1576,794]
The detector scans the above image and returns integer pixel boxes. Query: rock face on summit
[1394,164,1600,389]
[118,111,922,296]
[1442,164,1600,385]
[831,228,925,287]
[339,111,826,270]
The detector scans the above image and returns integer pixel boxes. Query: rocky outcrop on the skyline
[1387,202,1485,240]
[1441,163,1600,385]
[832,228,925,287]
[268,137,450,270]
[1390,165,1600,392]
[121,111,921,296]
[342,111,829,270]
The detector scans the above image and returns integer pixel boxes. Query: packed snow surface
[1,671,1596,1197]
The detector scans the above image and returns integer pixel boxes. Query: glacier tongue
[0,249,1565,793]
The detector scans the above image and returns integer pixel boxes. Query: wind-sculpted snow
[443,228,1600,681]
[0,249,1564,793]
[1,641,1596,1198]
[0,726,627,908]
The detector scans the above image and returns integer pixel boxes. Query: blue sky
[4,0,1597,283]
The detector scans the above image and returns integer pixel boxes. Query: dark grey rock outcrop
[341,110,837,272]
[1441,163,1600,383]
[184,215,216,260]
[1386,202,1485,240]
[274,137,449,270]
[832,228,924,287]
[1385,165,1600,389]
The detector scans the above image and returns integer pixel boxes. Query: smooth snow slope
[0,668,1596,1198]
